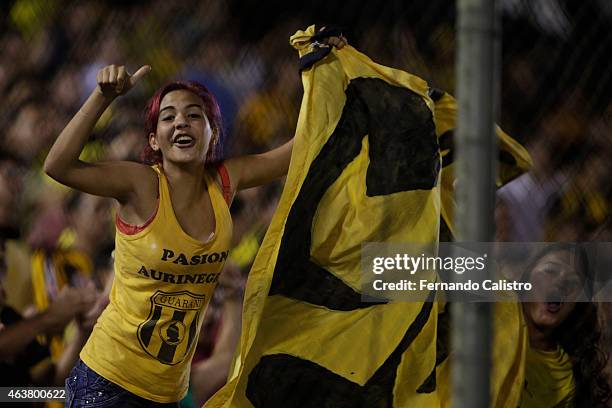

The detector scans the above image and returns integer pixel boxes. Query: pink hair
[142,81,223,165]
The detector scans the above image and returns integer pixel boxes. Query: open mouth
[173,134,195,148]
[546,302,562,313]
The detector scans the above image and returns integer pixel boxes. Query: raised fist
[96,64,151,100]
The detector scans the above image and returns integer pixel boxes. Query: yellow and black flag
[431,88,532,239]
[205,25,530,408]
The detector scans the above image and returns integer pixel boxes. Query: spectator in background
[520,244,611,407]
[495,105,587,242]
[190,262,244,405]
[29,192,113,364]
[0,227,96,389]
[233,56,300,154]
[0,153,34,312]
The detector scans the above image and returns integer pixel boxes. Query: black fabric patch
[299,46,332,72]
[416,303,451,394]
[428,87,445,102]
[439,216,454,242]
[247,355,361,408]
[438,130,455,168]
[269,77,438,311]
[246,291,436,407]
[360,79,439,195]
[310,26,345,43]
[499,149,518,166]
[0,306,50,387]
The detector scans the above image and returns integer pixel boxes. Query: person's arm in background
[191,264,244,405]
[48,280,103,385]
[48,320,90,385]
[79,269,113,332]
[29,284,100,386]
[0,286,94,362]
[191,298,242,405]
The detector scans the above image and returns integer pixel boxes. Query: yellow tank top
[520,344,575,408]
[80,165,232,403]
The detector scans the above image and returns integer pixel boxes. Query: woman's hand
[45,62,156,202]
[323,35,347,49]
[317,26,348,49]
[96,64,151,100]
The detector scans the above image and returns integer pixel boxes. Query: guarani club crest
[138,290,206,365]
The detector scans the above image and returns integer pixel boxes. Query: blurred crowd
[0,0,611,406]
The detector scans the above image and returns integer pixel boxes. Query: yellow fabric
[31,248,93,360]
[228,229,261,269]
[2,240,33,312]
[433,91,532,237]
[30,247,93,408]
[31,250,93,312]
[520,345,575,408]
[491,302,529,408]
[80,165,232,403]
[205,25,531,408]
[57,228,76,250]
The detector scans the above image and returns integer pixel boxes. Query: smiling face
[523,249,586,334]
[148,90,213,166]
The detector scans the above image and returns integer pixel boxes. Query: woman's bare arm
[223,138,293,191]
[44,65,153,203]
[220,35,347,191]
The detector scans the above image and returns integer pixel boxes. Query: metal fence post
[452,0,500,406]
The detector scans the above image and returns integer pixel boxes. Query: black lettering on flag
[270,78,438,311]
[416,303,450,394]
[246,290,436,406]
[139,305,162,347]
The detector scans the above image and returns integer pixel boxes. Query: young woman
[44,37,346,408]
[520,244,610,408]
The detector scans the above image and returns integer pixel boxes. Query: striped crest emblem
[137,290,206,365]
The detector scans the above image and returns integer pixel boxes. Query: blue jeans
[65,359,181,407]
